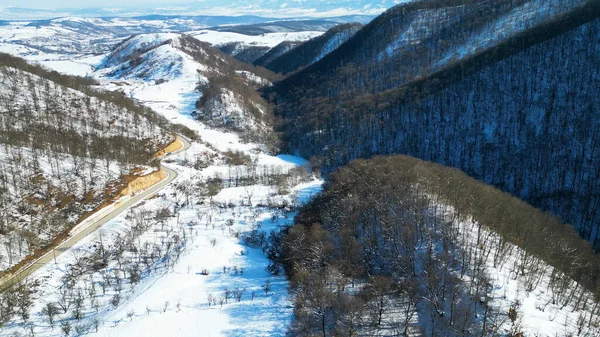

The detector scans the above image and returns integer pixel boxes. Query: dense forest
[280,155,600,336]
[271,0,588,99]
[268,1,600,247]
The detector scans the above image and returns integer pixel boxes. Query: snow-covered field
[0,153,321,336]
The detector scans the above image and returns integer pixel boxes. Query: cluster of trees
[193,74,276,145]
[279,155,600,336]
[269,2,600,246]
[0,144,125,269]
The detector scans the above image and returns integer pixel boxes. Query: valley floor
[0,53,322,337]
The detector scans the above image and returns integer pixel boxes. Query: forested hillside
[263,23,363,75]
[270,1,600,246]
[281,156,600,336]
[0,53,172,272]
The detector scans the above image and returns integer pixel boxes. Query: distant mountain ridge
[0,16,364,55]
[0,1,386,20]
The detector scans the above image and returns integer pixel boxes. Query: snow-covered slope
[98,34,208,81]
[0,57,171,273]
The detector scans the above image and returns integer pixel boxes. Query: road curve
[0,135,191,291]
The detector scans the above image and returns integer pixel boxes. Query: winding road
[0,135,191,291]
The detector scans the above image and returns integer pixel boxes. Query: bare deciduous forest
[279,156,600,336]
[0,53,172,272]
[1,0,600,335]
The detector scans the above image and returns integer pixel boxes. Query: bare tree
[41,302,59,329]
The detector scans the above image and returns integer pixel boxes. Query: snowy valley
[0,18,324,337]
[1,1,600,337]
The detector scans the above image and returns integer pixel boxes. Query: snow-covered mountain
[95,33,280,143]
